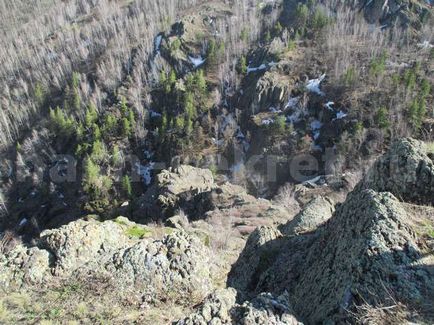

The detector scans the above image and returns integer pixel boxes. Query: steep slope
[228,138,434,323]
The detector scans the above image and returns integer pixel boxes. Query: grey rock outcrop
[102,230,213,302]
[229,138,434,323]
[135,165,215,220]
[357,138,434,205]
[359,0,431,28]
[0,218,213,305]
[175,288,237,325]
[0,245,51,288]
[40,218,131,276]
[176,288,302,325]
[249,71,293,115]
[227,226,283,294]
[279,196,334,235]
[235,292,302,325]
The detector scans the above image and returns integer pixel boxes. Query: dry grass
[273,183,301,214]
[352,302,410,325]
[425,141,434,154]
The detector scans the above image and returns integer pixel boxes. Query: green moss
[114,217,129,226]
[125,226,151,239]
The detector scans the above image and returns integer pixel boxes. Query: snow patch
[189,56,206,67]
[417,40,434,49]
[262,118,274,126]
[154,35,163,54]
[150,110,162,118]
[136,162,155,186]
[287,111,301,123]
[310,120,323,130]
[269,106,282,113]
[247,64,267,74]
[144,150,154,159]
[285,96,300,109]
[306,74,326,96]
[333,111,348,121]
[324,101,334,111]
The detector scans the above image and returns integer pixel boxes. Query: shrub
[273,115,287,134]
[49,106,76,139]
[170,38,181,53]
[82,158,112,199]
[85,103,98,128]
[342,67,357,87]
[240,28,249,42]
[103,114,117,136]
[34,83,45,106]
[90,140,107,163]
[274,21,283,35]
[369,52,387,78]
[287,39,296,51]
[112,145,122,166]
[375,107,390,129]
[264,30,271,43]
[122,175,132,197]
[408,99,426,130]
[311,6,329,30]
[238,55,248,74]
[121,118,131,137]
[420,79,431,99]
[295,3,309,29]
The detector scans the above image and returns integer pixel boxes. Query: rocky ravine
[1,138,433,324]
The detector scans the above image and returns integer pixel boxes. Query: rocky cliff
[228,138,434,323]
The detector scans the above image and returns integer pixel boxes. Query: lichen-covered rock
[359,0,431,28]
[156,165,214,207]
[102,230,213,303]
[249,70,294,115]
[176,289,303,325]
[135,165,215,220]
[175,288,237,325]
[227,226,284,294]
[357,138,434,205]
[279,196,334,235]
[0,244,51,288]
[1,218,215,310]
[40,218,131,276]
[234,292,303,325]
[256,190,434,323]
[183,182,259,220]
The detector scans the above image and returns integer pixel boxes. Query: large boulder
[227,226,284,295]
[235,190,434,323]
[175,288,237,325]
[135,165,215,220]
[359,0,431,28]
[40,218,131,276]
[1,218,214,307]
[0,244,51,288]
[248,70,294,115]
[357,138,434,205]
[176,288,302,325]
[286,190,432,323]
[234,292,303,325]
[279,196,335,235]
[102,230,213,304]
